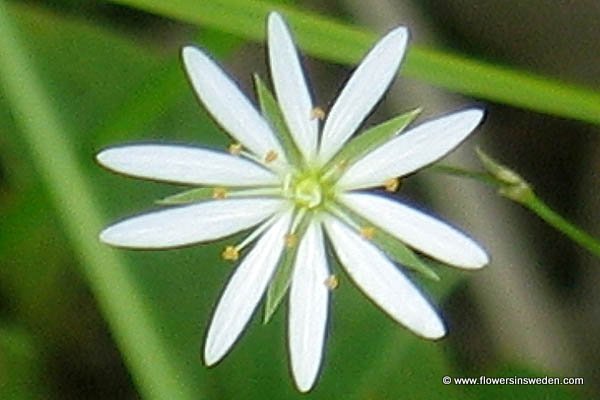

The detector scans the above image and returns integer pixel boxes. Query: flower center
[293,176,323,209]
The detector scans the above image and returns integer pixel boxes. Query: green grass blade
[107,0,600,126]
[0,2,199,399]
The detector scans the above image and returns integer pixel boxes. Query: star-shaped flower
[97,12,488,392]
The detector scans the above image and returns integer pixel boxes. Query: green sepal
[263,219,309,324]
[254,74,303,166]
[475,147,534,203]
[373,228,440,281]
[327,107,421,168]
[155,188,214,205]
[340,204,440,281]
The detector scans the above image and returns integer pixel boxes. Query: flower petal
[182,46,285,160]
[204,212,292,365]
[100,198,284,248]
[268,13,318,161]
[338,109,484,190]
[97,145,279,186]
[341,193,489,269]
[289,221,329,392]
[318,27,409,163]
[323,216,445,339]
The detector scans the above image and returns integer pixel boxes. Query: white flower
[97,12,488,392]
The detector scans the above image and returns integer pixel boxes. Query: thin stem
[0,3,199,399]
[430,164,500,187]
[524,194,600,258]
[434,161,600,259]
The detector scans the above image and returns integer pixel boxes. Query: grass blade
[0,2,200,399]
[108,0,600,126]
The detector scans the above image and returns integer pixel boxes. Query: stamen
[324,275,339,290]
[282,173,293,197]
[384,178,400,192]
[221,245,239,261]
[337,159,348,170]
[310,107,326,120]
[228,142,242,155]
[236,215,277,251]
[264,150,278,163]
[325,204,361,231]
[322,159,348,181]
[212,187,228,199]
[290,208,307,233]
[284,233,298,248]
[240,150,260,163]
[360,226,376,240]
[227,187,283,198]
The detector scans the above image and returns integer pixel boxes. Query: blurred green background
[0,0,598,399]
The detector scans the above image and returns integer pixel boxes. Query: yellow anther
[264,150,278,163]
[360,226,376,240]
[384,177,400,192]
[322,159,348,182]
[324,275,339,290]
[284,233,298,248]
[212,187,228,199]
[336,159,348,171]
[310,107,326,120]
[228,142,242,155]
[221,246,239,261]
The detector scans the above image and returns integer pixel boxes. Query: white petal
[319,27,409,163]
[97,145,279,186]
[338,109,484,190]
[289,221,329,392]
[341,193,489,269]
[323,216,445,339]
[182,46,285,160]
[268,13,318,161]
[100,198,283,248]
[204,212,292,365]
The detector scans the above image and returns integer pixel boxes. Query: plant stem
[523,194,600,258]
[434,156,600,259]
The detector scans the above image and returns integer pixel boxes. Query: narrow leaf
[0,3,199,398]
[107,0,600,126]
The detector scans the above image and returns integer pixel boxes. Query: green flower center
[293,175,323,209]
